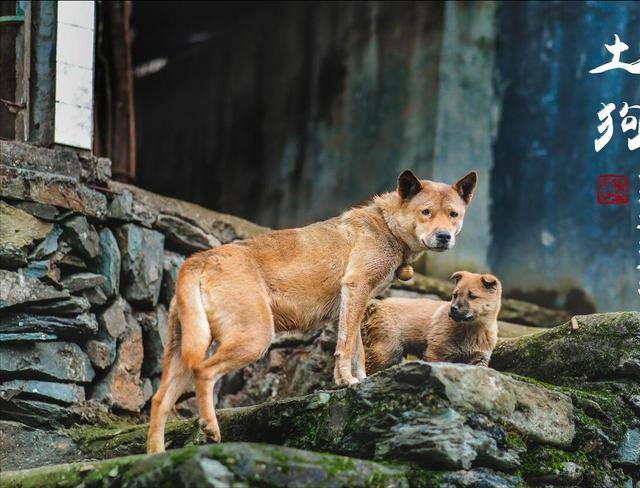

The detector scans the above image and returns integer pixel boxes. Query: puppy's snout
[436,232,452,245]
[449,303,472,322]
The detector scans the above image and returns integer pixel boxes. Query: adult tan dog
[364,271,501,374]
[147,169,477,453]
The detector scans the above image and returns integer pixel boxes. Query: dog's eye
[421,209,430,216]
[450,211,459,218]
[468,292,477,300]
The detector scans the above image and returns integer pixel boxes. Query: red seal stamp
[597,174,629,205]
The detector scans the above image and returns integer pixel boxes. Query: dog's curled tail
[175,257,212,370]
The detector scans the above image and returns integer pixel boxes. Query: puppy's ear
[453,171,478,204]
[397,170,422,200]
[450,272,463,284]
[481,275,498,291]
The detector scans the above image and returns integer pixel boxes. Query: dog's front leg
[351,332,367,381]
[334,280,370,387]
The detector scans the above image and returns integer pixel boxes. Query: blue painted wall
[491,1,639,311]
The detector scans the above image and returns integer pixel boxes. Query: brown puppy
[147,170,477,453]
[364,271,501,374]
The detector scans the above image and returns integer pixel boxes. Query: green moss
[503,429,527,451]
[287,409,322,450]
[561,381,635,455]
[504,374,635,458]
[401,464,444,488]
[316,454,356,476]
[0,453,150,488]
[68,417,204,460]
[498,375,634,485]
[68,423,144,457]
[519,446,586,477]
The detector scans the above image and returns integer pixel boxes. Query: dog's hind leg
[192,282,274,443]
[147,303,192,453]
[193,334,272,443]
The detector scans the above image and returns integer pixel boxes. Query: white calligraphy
[589,34,640,74]
[594,102,640,152]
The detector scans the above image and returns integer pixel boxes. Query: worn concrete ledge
[108,181,268,242]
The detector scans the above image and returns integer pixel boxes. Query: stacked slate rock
[0,140,266,426]
[0,205,206,424]
[0,204,165,424]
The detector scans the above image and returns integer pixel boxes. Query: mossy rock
[492,312,640,384]
[61,362,574,477]
[0,443,410,488]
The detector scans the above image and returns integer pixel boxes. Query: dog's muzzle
[423,232,455,252]
[449,306,473,322]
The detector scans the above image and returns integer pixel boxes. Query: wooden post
[108,0,136,182]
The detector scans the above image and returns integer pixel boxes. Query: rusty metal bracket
[0,98,25,113]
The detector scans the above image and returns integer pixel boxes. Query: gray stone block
[0,312,98,342]
[97,227,120,298]
[62,215,100,261]
[0,342,95,382]
[61,272,105,293]
[0,379,85,404]
[0,270,69,309]
[115,224,164,307]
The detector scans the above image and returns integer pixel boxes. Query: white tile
[55,62,93,109]
[57,1,95,30]
[56,22,95,69]
[54,102,93,149]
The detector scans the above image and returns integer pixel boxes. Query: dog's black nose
[449,304,471,322]
[436,231,451,242]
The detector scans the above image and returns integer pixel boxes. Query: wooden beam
[108,0,136,182]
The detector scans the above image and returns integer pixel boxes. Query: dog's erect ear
[450,272,463,284]
[481,275,498,291]
[398,170,422,200]
[453,171,478,204]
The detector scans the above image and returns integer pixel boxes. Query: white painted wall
[54,1,95,150]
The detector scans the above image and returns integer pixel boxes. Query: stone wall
[0,140,266,423]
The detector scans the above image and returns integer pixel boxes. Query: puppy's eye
[421,209,431,216]
[450,211,459,218]
[468,292,477,300]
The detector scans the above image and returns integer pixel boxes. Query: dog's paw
[355,370,367,381]
[334,374,359,387]
[199,418,222,443]
[146,442,166,454]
